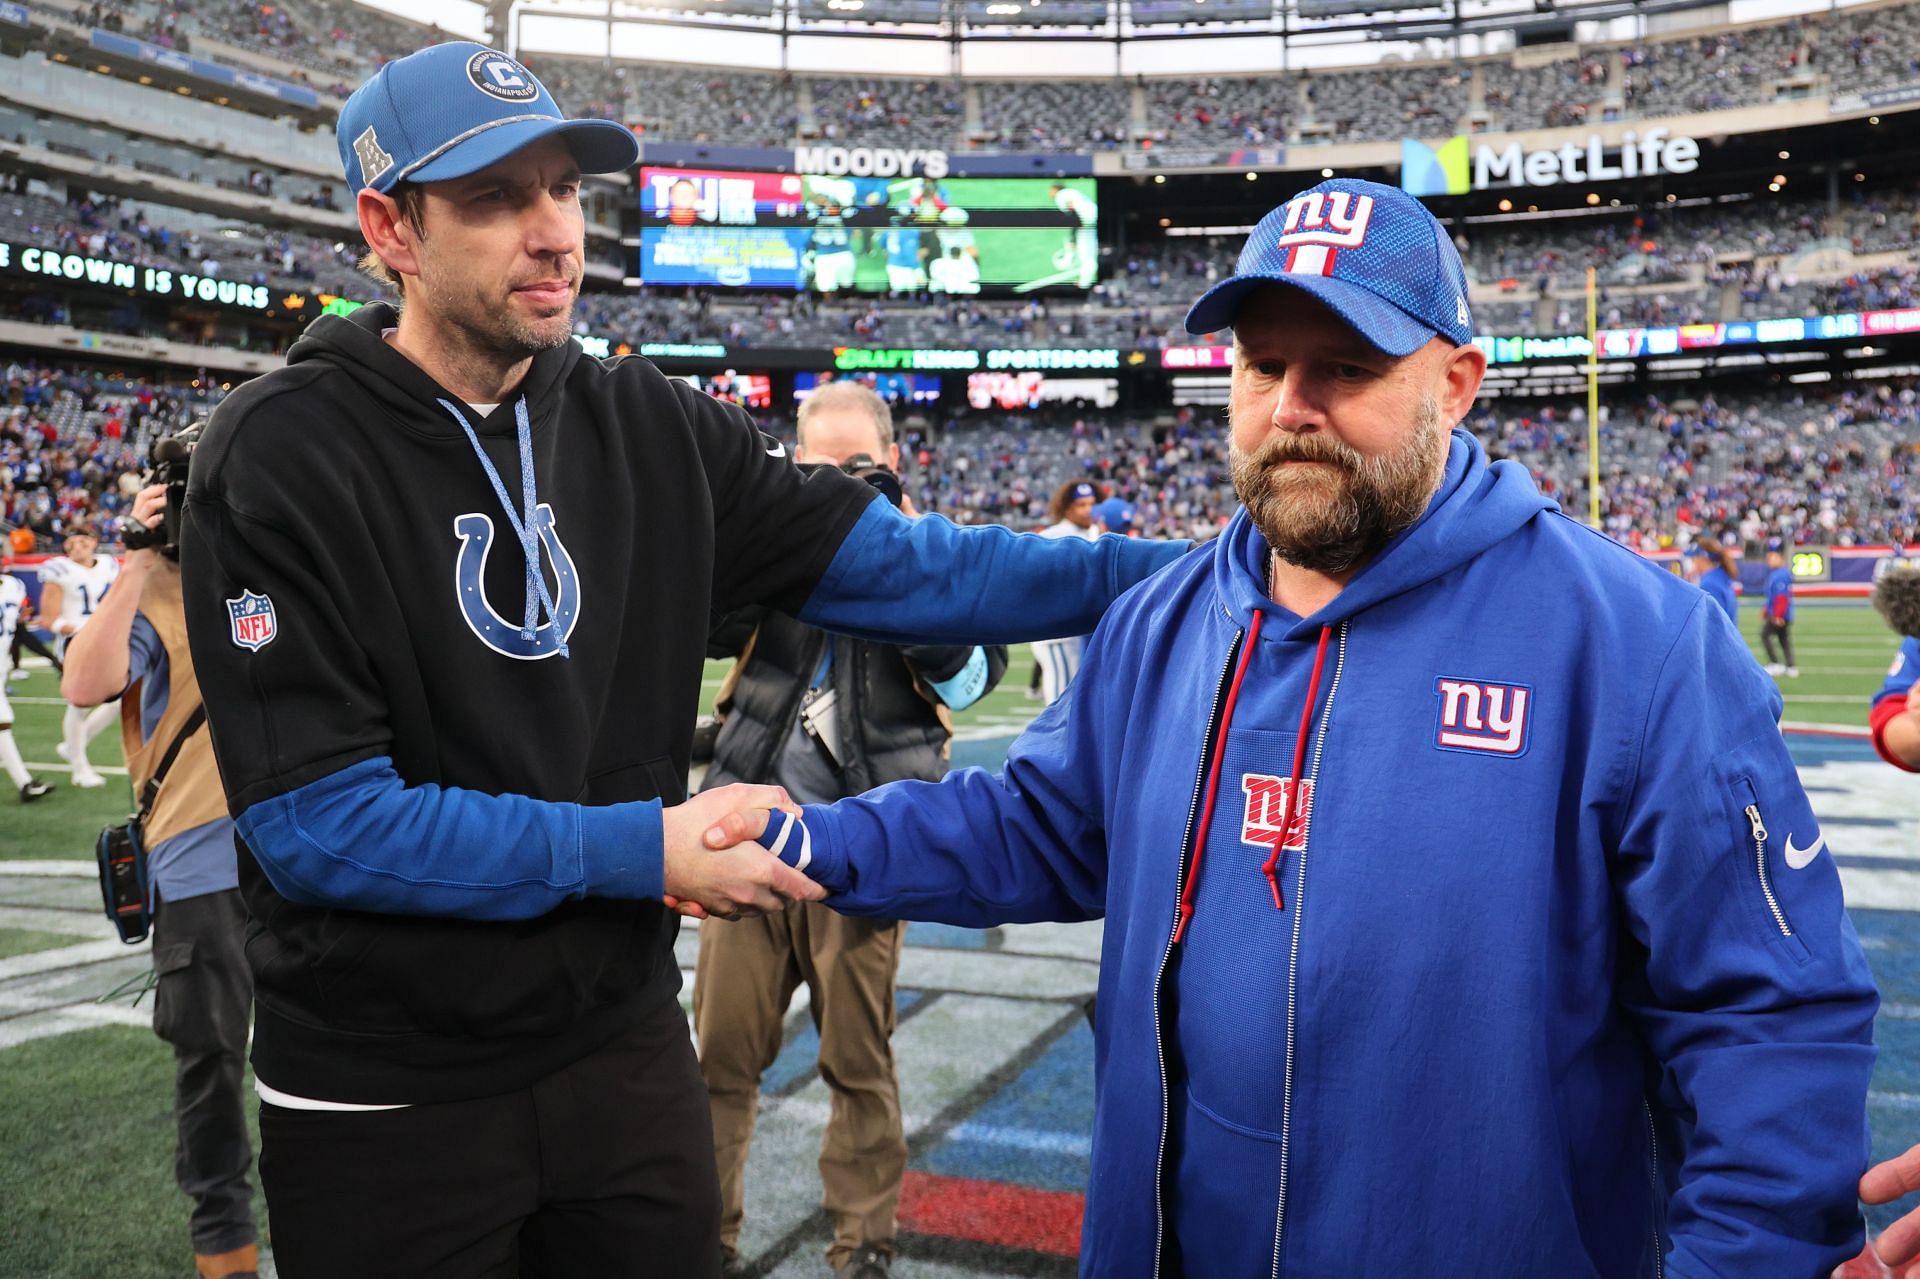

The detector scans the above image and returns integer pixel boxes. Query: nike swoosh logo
[1784,832,1825,870]
[764,442,786,458]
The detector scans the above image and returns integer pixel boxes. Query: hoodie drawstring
[1172,609,1262,945]
[1173,616,1337,944]
[1262,624,1333,911]
[441,396,570,658]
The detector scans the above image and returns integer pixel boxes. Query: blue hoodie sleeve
[1616,598,1877,1279]
[765,622,1123,925]
[234,757,663,921]
[799,499,1187,645]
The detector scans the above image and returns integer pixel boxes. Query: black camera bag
[95,706,206,944]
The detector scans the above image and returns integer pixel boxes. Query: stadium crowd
[4,354,1912,557]
[1,359,218,549]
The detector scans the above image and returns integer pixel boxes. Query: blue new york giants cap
[1184,178,1473,356]
[338,42,639,196]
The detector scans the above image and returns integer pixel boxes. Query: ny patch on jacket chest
[1241,775,1312,855]
[1433,677,1532,758]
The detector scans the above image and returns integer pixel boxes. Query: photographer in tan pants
[694,382,1005,1279]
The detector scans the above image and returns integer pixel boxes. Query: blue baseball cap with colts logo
[1184,178,1473,356]
[338,41,640,196]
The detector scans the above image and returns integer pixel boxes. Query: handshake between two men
[659,783,820,922]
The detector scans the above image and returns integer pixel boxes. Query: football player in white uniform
[39,523,120,788]
[928,207,981,295]
[0,560,53,800]
[1031,481,1101,705]
[1049,182,1099,288]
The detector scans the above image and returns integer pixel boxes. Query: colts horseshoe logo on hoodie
[452,504,582,660]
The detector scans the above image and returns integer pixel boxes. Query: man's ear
[358,188,421,285]
[1436,339,1488,424]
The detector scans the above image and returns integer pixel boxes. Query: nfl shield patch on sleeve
[227,590,278,651]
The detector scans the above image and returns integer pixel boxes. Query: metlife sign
[0,241,272,311]
[1401,128,1700,197]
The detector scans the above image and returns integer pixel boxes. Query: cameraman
[694,382,1007,1279]
[63,478,258,1279]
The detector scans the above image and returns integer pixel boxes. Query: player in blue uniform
[716,180,1878,1279]
[1685,538,1737,622]
[1761,543,1797,676]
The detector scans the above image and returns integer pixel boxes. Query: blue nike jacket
[787,431,1879,1278]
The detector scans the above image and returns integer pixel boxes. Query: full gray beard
[1230,398,1449,576]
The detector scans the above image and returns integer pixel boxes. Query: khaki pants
[693,902,908,1267]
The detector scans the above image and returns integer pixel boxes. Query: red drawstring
[1261,625,1332,911]
[1172,610,1263,945]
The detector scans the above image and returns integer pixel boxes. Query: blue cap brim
[1183,273,1440,357]
[397,117,639,188]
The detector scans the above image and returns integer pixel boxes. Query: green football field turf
[0,1026,268,1279]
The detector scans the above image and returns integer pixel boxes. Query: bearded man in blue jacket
[710,179,1880,1278]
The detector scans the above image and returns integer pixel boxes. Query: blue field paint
[915,1020,1098,1193]
[906,921,993,950]
[1854,908,1920,1232]
[951,736,1018,770]
[759,988,928,1095]
[1788,736,1885,766]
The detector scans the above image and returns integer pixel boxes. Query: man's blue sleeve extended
[799,500,1187,644]
[233,757,663,921]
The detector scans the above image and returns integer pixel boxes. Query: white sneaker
[69,769,107,789]
[7,668,27,681]
[1785,666,1799,678]
[1763,662,1786,676]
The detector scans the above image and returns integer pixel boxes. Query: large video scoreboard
[638,167,1100,294]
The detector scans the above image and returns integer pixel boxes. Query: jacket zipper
[1151,622,1244,1279]
[1746,802,1792,937]
[1644,1098,1665,1279]
[1271,622,1349,1278]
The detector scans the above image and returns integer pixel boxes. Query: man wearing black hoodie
[178,42,1183,1279]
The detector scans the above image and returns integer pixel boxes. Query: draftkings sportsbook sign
[0,241,272,312]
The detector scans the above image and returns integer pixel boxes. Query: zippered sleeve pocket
[1729,775,1810,965]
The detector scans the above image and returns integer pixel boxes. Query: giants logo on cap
[1434,677,1531,757]
[1274,191,1375,278]
[1242,774,1312,855]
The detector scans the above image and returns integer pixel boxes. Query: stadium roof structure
[518,0,1736,40]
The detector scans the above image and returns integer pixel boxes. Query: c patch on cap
[465,49,539,102]
[353,126,394,187]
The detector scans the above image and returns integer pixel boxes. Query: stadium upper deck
[8,0,1920,150]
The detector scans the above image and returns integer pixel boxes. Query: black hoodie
[181,303,877,1102]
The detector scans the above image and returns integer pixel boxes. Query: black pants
[152,888,257,1256]
[259,1013,722,1279]
[9,624,60,672]
[1762,618,1795,667]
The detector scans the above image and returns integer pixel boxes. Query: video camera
[839,453,903,508]
[122,423,203,559]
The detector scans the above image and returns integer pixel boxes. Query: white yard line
[0,860,97,877]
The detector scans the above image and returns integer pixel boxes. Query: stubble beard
[1230,397,1449,576]
[421,253,578,368]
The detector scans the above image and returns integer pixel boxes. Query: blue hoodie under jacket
[787,431,1879,1278]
